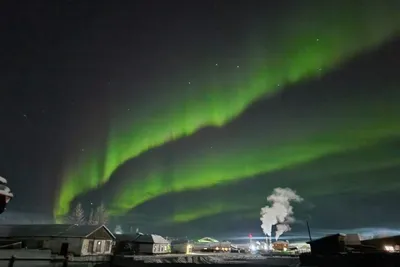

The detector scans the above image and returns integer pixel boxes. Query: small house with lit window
[0,224,115,256]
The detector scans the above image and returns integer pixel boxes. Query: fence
[0,256,67,267]
[0,256,108,267]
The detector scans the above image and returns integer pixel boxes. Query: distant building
[307,234,347,255]
[170,239,192,254]
[0,224,115,256]
[362,235,400,252]
[115,233,170,255]
[307,233,378,255]
[191,237,231,252]
[288,242,311,253]
[272,241,289,251]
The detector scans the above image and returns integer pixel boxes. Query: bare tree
[87,208,96,225]
[86,203,109,225]
[96,202,109,225]
[68,203,85,225]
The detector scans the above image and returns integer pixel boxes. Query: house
[170,239,192,254]
[114,234,141,255]
[307,234,347,255]
[307,233,376,255]
[192,237,231,252]
[0,224,115,256]
[115,233,170,255]
[272,241,289,251]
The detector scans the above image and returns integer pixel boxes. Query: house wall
[137,243,169,254]
[152,243,169,254]
[171,242,190,254]
[43,237,113,256]
[139,243,154,254]
[21,238,45,249]
[81,238,113,256]
[309,235,346,255]
[43,237,83,256]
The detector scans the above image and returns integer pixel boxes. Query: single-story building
[192,237,231,252]
[0,224,115,256]
[307,233,378,255]
[115,234,140,255]
[362,235,400,252]
[307,234,347,255]
[170,239,192,254]
[115,233,170,255]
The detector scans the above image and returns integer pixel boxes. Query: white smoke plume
[275,224,291,241]
[260,187,303,242]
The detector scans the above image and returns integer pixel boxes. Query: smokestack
[306,221,312,241]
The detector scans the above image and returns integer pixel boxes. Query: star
[81,148,85,152]
[22,114,28,118]
[237,65,240,68]
[215,63,218,66]
[188,81,191,85]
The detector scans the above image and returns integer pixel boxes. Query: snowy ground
[127,253,300,266]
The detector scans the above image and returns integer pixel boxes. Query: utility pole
[306,221,312,241]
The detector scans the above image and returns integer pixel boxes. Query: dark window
[60,243,69,256]
[88,240,94,253]
[104,241,111,252]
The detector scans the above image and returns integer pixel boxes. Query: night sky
[1,1,400,240]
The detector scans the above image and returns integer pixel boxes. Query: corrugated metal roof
[198,237,219,243]
[0,224,115,239]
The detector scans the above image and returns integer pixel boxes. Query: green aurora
[109,81,400,214]
[55,1,400,217]
[109,128,400,215]
[164,140,400,223]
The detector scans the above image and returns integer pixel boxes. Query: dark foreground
[300,252,400,267]
[0,252,300,267]
[2,252,400,267]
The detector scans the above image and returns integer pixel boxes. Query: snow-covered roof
[0,224,115,239]
[198,237,219,243]
[117,233,169,244]
[140,234,169,244]
[0,177,8,184]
